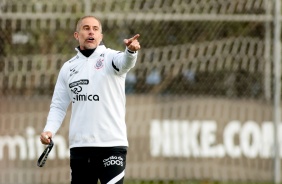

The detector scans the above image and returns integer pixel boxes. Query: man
[40,15,140,184]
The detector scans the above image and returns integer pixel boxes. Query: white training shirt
[43,44,138,148]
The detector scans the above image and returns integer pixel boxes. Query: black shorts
[70,146,127,184]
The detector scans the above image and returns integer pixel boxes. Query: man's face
[74,17,103,50]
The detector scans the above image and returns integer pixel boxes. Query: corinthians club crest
[95,58,104,69]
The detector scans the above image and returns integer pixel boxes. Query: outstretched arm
[112,34,141,75]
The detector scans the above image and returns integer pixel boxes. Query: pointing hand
[124,34,141,52]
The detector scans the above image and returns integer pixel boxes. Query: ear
[74,32,79,40]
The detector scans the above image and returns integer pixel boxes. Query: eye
[83,26,90,30]
[93,26,99,31]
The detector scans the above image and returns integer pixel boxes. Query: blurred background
[0,0,281,183]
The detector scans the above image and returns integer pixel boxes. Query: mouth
[86,37,95,42]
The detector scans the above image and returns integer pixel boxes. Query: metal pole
[273,0,281,183]
[84,0,91,15]
[265,0,271,101]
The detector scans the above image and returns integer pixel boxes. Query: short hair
[75,16,103,33]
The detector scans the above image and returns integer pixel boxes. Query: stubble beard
[82,42,98,50]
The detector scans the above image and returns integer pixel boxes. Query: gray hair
[75,15,103,33]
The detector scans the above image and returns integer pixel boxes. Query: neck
[78,47,96,57]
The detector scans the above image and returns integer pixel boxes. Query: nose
[88,28,95,35]
[89,30,94,35]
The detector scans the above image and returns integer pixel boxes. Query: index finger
[130,34,140,41]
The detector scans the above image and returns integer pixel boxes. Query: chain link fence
[0,0,279,184]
